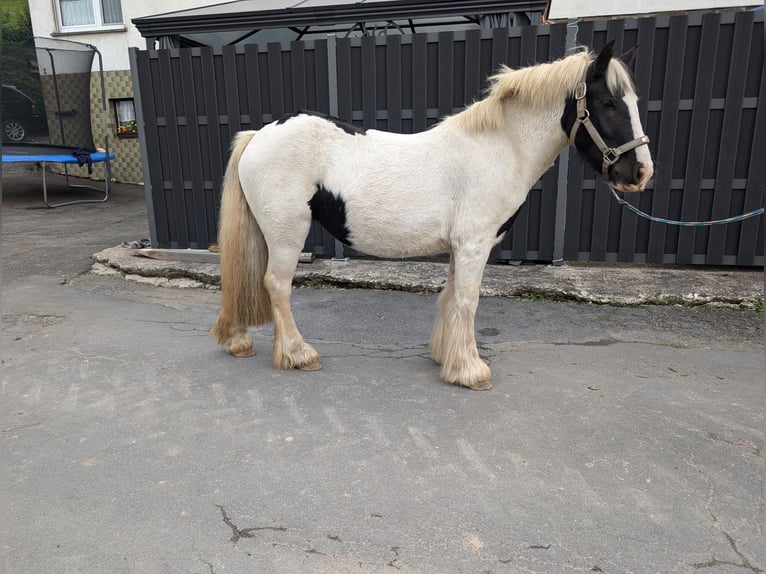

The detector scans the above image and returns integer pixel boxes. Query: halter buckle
[574,82,587,100]
[603,148,620,166]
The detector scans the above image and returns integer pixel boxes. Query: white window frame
[55,0,124,33]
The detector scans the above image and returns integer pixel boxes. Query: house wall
[27,0,209,183]
[36,68,144,184]
[84,70,144,183]
[27,0,212,70]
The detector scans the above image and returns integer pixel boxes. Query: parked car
[2,85,43,142]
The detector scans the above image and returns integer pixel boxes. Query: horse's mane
[442,48,634,132]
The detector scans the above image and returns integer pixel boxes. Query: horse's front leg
[263,246,322,372]
[435,245,492,390]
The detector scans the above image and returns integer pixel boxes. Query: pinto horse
[211,40,654,390]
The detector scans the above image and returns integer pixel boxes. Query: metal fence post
[325,35,348,261]
[129,47,158,249]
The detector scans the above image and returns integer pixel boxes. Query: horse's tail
[211,130,273,349]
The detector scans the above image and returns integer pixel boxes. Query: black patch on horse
[496,206,524,237]
[277,110,367,136]
[309,184,353,246]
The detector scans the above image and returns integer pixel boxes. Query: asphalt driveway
[2,167,763,573]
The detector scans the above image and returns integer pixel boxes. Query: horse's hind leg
[263,241,322,372]
[430,254,455,365]
[436,245,492,390]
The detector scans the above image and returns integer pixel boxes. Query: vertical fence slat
[179,49,209,248]
[707,11,753,264]
[437,32,453,118]
[412,33,428,132]
[386,35,402,132]
[463,29,482,103]
[245,44,264,129]
[361,35,377,129]
[315,39,331,114]
[200,46,225,235]
[627,17,657,261]
[267,42,285,118]
[290,41,307,111]
[336,38,353,123]
[646,16,687,262]
[675,13,719,263]
[222,46,242,141]
[490,27,508,72]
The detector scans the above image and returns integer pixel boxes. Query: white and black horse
[211,41,654,390]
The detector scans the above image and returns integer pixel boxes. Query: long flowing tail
[211,130,273,355]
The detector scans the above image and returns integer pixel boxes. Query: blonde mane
[443,48,632,132]
[604,54,636,97]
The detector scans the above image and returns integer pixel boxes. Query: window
[114,99,137,138]
[57,0,123,31]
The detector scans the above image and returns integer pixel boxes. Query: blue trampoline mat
[2,143,114,164]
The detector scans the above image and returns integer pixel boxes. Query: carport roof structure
[133,0,548,42]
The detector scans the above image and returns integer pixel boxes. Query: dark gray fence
[130,10,764,266]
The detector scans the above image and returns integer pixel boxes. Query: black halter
[568,81,650,177]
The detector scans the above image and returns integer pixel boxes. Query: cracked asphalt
[2,167,764,573]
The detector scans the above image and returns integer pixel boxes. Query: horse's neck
[496,105,569,183]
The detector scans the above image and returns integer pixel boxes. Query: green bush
[2,3,44,118]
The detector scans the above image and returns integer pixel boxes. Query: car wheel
[4,119,26,142]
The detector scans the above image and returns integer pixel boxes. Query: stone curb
[92,246,764,309]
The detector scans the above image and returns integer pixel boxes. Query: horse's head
[563,41,654,193]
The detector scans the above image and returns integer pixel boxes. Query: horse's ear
[620,44,638,72]
[594,40,615,75]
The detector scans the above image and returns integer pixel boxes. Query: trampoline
[1,37,114,208]
[2,143,115,207]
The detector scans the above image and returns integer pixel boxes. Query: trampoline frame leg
[42,161,111,208]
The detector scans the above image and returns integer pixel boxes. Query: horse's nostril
[637,163,654,185]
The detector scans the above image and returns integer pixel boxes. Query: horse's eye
[600,98,616,109]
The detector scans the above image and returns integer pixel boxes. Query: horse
[211,40,654,391]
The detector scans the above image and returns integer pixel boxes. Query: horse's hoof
[230,348,256,358]
[467,379,493,391]
[297,359,323,372]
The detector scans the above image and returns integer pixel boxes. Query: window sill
[117,133,138,139]
[52,26,126,37]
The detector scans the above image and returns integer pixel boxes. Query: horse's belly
[351,233,449,259]
[346,212,449,258]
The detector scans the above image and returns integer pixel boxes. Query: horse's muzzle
[611,162,653,193]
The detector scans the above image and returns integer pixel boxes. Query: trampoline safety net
[2,36,107,150]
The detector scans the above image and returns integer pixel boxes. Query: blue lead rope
[609,187,764,227]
